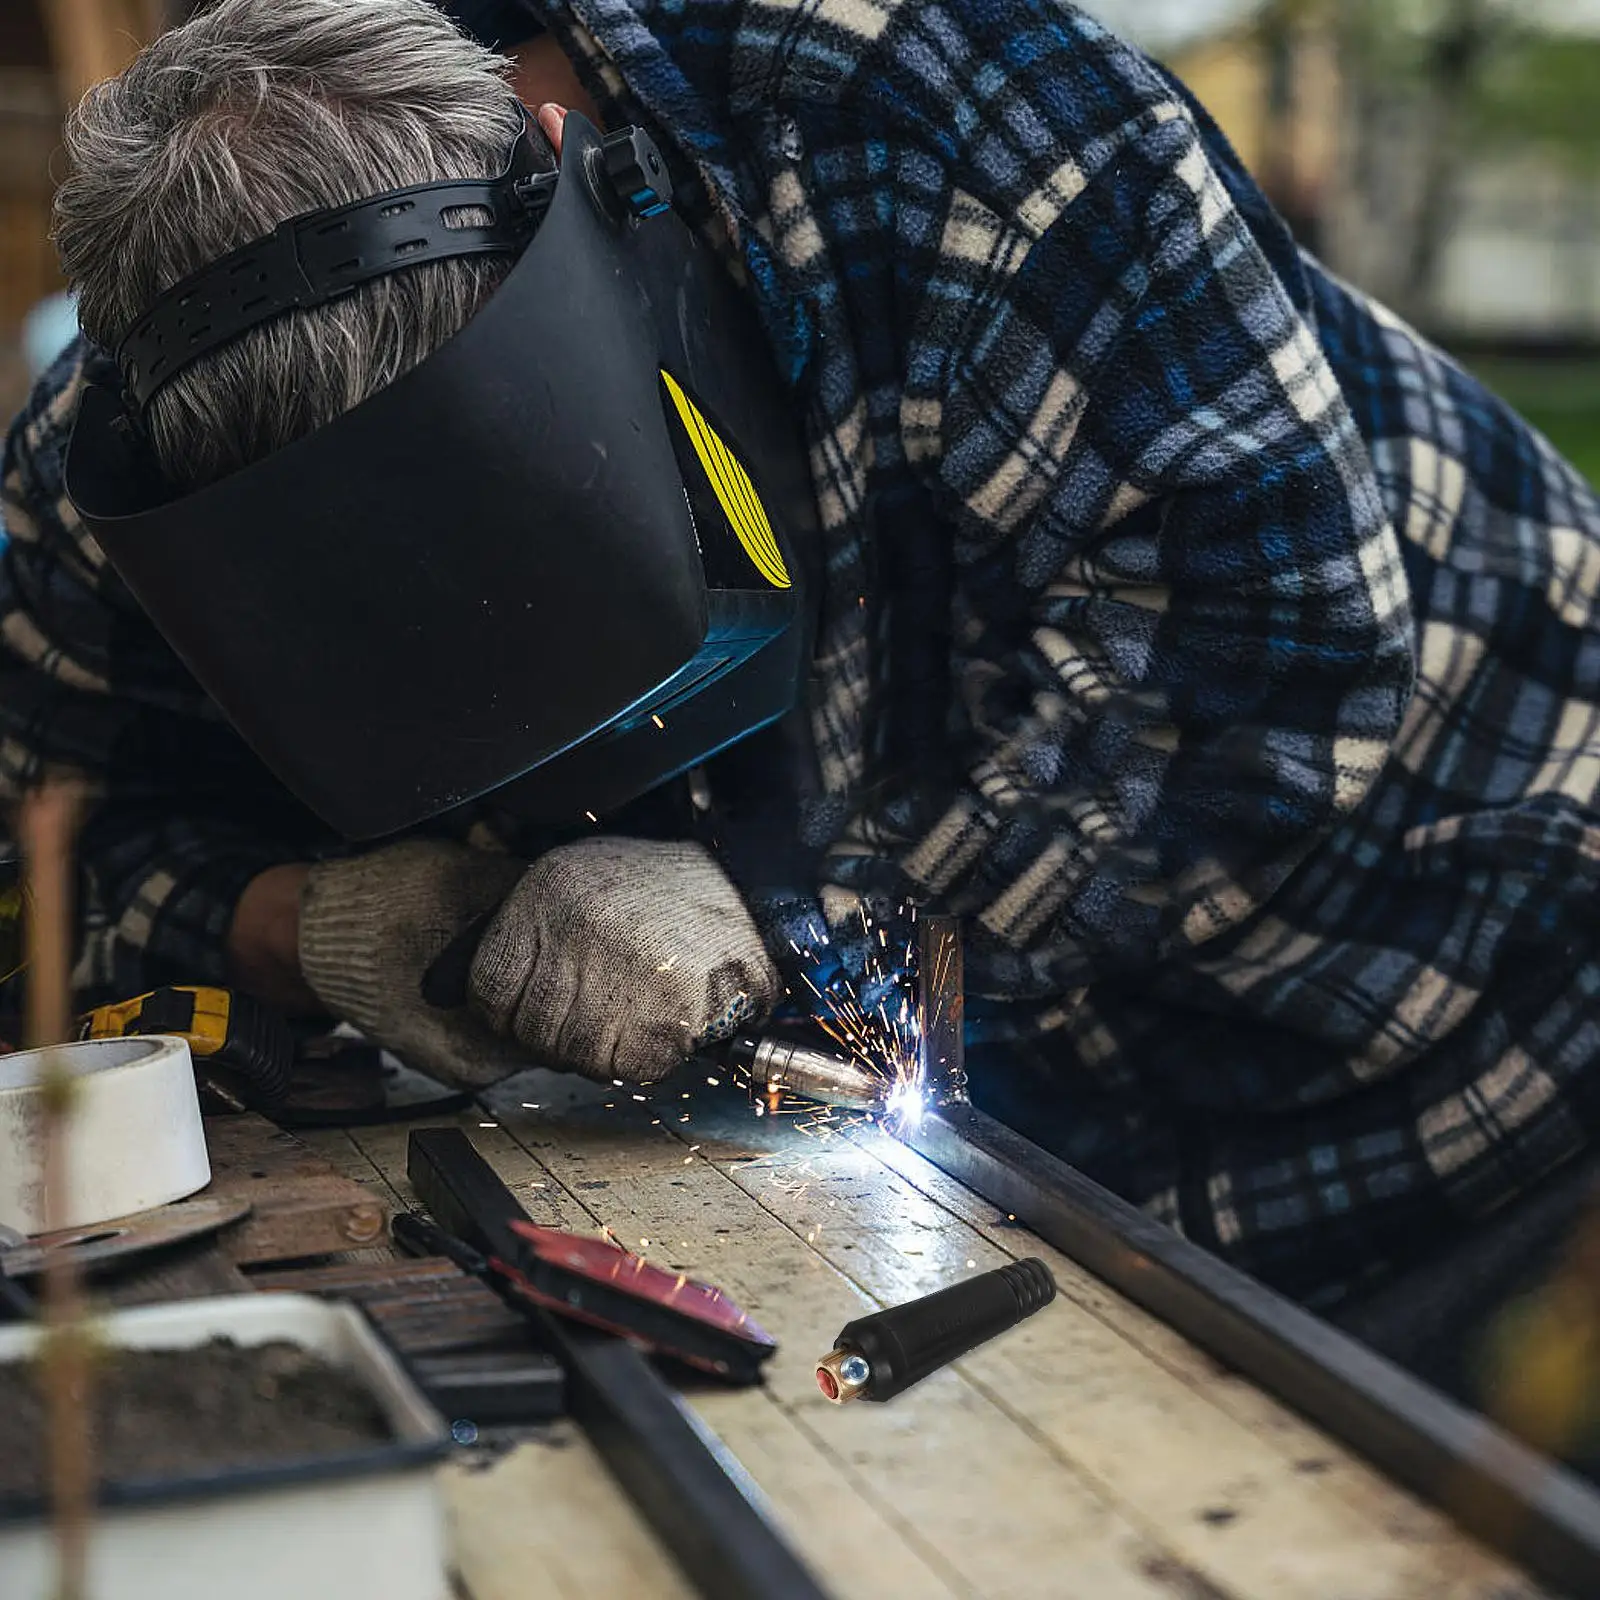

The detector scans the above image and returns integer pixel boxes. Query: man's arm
[227,863,316,1013]
[1,340,332,1006]
[867,72,1416,995]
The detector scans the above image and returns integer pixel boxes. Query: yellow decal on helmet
[661,369,791,590]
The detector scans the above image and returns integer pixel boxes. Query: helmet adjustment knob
[600,127,674,220]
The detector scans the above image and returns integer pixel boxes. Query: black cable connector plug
[816,1257,1056,1404]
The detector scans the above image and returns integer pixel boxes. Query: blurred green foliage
[1472,34,1600,172]
[1267,0,1600,171]
[1469,358,1600,490]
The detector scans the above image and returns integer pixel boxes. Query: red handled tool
[393,1209,776,1384]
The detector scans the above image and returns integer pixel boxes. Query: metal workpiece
[726,1034,885,1111]
[903,1102,1600,1600]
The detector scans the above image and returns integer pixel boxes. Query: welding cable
[816,1258,1056,1403]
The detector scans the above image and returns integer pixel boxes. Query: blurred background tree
[0,1,174,424]
[1093,0,1600,483]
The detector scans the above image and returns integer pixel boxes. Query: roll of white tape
[0,1036,210,1235]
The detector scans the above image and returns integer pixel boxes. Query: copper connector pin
[815,1347,873,1404]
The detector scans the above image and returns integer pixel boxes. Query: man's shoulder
[4,335,108,486]
[2,335,116,552]
[734,0,1168,124]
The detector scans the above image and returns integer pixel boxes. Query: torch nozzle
[725,1035,886,1111]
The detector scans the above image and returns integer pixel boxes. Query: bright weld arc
[729,900,939,1136]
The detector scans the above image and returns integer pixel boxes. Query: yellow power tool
[80,985,296,1108]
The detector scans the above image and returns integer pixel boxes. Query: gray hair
[54,0,523,489]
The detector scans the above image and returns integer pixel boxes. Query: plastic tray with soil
[0,1336,396,1508]
[0,1294,452,1600]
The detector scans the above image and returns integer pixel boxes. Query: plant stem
[21,783,92,1600]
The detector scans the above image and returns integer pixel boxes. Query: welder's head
[55,0,531,492]
[62,0,817,841]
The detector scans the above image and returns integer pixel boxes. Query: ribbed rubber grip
[833,1257,1057,1402]
[997,1257,1056,1317]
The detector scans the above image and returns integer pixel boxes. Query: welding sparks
[805,906,930,1128]
[723,899,954,1139]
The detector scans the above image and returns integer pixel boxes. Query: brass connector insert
[815,1346,873,1404]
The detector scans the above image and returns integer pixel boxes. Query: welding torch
[418,895,895,1109]
[721,1032,887,1111]
[721,914,965,1112]
[423,903,962,1116]
[426,926,888,1110]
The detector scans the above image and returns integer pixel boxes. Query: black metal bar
[407,1128,834,1600]
[904,1103,1600,1598]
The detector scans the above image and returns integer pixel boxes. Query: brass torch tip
[815,1347,872,1404]
[750,1037,885,1110]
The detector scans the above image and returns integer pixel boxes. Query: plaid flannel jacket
[4,0,1599,1304]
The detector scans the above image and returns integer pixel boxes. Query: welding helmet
[63,112,816,839]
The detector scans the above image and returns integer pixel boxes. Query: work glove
[298,839,531,1089]
[468,837,781,1085]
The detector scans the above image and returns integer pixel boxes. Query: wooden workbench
[297,1070,1548,1600]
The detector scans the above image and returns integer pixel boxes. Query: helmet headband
[116,108,562,414]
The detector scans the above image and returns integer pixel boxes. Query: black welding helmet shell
[63,114,816,840]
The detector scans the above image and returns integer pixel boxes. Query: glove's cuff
[299,862,392,1036]
[299,843,523,1037]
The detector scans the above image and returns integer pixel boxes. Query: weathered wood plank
[355,1071,1545,1600]
[855,1126,1533,1566]
[202,1113,389,1263]
[476,1075,1220,1600]
[364,1103,989,1600]
[292,1125,410,1213]
[796,1146,1535,1599]
[442,1427,697,1600]
[486,1072,1545,1600]
[347,1110,591,1229]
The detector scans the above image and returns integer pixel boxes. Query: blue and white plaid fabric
[4,0,1598,1302]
